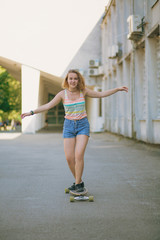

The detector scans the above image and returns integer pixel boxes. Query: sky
[0,0,108,76]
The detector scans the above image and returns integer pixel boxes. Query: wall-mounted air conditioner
[127,15,142,40]
[88,66,104,77]
[88,68,98,76]
[108,45,119,59]
[89,59,100,68]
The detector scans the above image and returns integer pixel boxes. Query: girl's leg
[64,138,76,178]
[75,135,89,185]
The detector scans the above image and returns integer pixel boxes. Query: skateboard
[65,187,94,202]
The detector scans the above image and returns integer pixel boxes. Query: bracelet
[30,110,34,115]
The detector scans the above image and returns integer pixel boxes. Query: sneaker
[75,182,85,192]
[68,183,76,191]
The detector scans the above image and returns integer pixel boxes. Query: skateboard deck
[65,187,94,202]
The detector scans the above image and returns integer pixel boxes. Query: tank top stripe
[63,89,87,120]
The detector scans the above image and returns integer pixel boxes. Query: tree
[0,66,21,122]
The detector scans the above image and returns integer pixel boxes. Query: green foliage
[0,66,21,122]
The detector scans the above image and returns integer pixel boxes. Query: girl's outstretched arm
[84,86,128,98]
[21,90,63,119]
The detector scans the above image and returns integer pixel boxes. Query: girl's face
[67,72,79,90]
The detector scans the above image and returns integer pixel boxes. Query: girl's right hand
[21,112,31,119]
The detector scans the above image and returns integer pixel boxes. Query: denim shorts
[63,117,90,138]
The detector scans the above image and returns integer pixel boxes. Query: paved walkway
[0,132,160,240]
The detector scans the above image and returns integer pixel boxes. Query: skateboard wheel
[70,196,75,202]
[65,188,70,194]
[89,196,94,202]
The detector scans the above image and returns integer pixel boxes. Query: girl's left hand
[118,86,128,92]
[21,112,31,119]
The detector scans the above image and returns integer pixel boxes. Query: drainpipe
[130,43,136,139]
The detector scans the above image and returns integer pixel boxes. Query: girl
[21,69,128,192]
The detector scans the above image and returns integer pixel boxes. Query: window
[47,94,64,125]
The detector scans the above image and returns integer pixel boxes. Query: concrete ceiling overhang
[0,56,21,81]
[40,70,63,94]
[0,56,64,92]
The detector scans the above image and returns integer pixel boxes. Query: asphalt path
[0,132,160,240]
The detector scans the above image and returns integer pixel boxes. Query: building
[0,0,159,144]
[62,17,104,132]
[0,18,104,134]
[101,0,160,144]
[0,56,64,133]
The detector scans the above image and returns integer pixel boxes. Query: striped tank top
[63,89,87,120]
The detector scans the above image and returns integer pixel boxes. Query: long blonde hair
[62,69,86,90]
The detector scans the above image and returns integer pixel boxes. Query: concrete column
[135,48,146,141]
[117,63,123,135]
[86,86,104,132]
[102,76,106,130]
[21,65,40,133]
[146,37,160,143]
[130,46,136,139]
[156,38,160,119]
[145,38,154,143]
[123,59,131,137]
[112,70,118,133]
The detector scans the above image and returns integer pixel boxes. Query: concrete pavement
[0,132,160,240]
